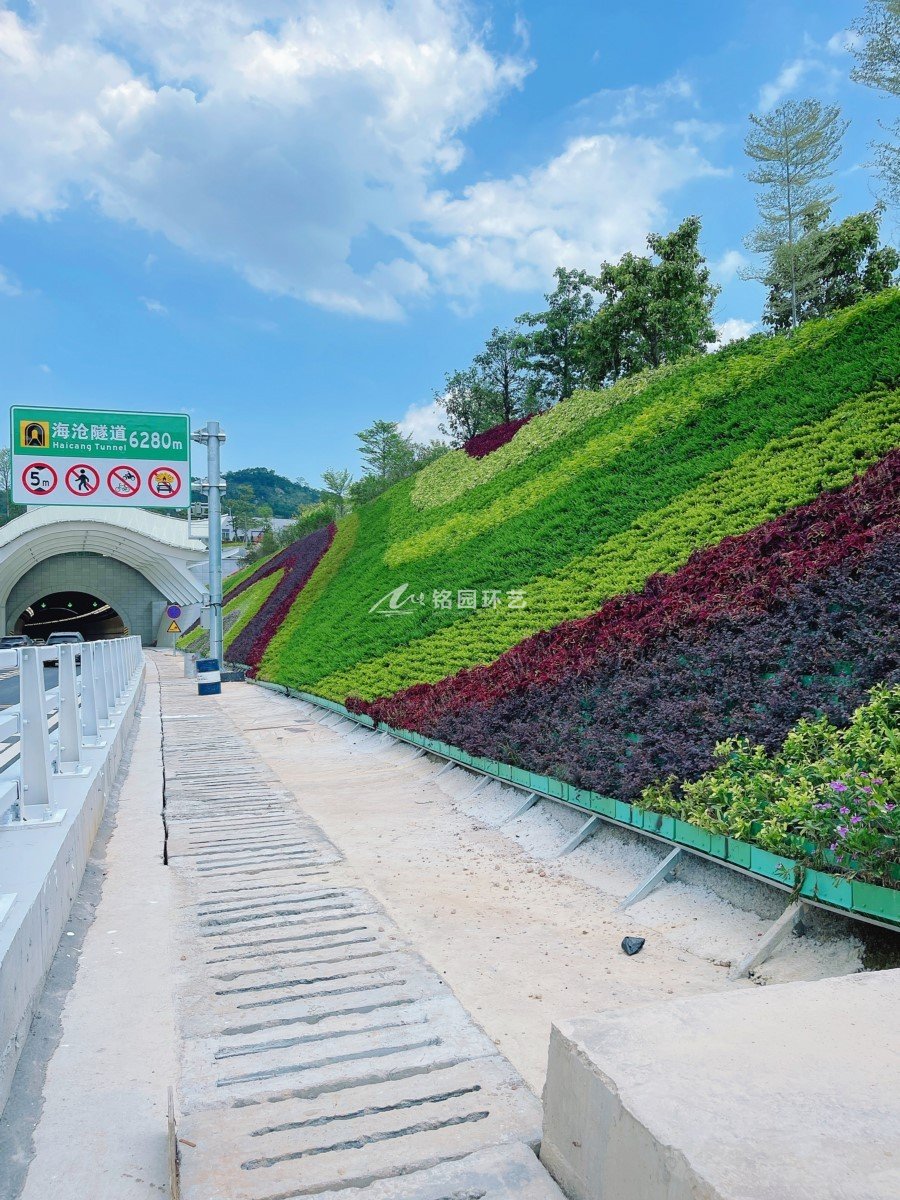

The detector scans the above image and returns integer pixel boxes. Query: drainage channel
[156,656,562,1200]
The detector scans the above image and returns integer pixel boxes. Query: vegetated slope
[261,294,900,702]
[223,294,900,889]
[179,526,334,664]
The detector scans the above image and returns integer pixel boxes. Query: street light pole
[191,420,226,663]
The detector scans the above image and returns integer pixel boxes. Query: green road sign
[10,406,190,508]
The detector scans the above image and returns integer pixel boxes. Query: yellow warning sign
[167,620,181,634]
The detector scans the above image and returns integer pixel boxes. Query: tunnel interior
[15,591,128,641]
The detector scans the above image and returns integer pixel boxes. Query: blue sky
[0,0,894,488]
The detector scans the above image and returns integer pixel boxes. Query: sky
[0,0,895,487]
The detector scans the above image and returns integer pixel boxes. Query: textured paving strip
[156,659,561,1200]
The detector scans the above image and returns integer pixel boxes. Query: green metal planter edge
[275,686,899,927]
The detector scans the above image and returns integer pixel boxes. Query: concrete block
[178,1060,544,1200]
[541,969,900,1200]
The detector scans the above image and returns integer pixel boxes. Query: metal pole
[192,420,226,664]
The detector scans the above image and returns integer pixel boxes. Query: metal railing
[0,635,143,827]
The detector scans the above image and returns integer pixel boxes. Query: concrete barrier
[0,666,145,1112]
[540,969,900,1200]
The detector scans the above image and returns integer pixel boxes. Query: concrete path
[1,662,178,1200]
[156,656,561,1199]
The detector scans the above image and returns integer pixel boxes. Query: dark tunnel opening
[15,592,128,641]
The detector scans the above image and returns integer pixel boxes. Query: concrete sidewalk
[1,663,177,1200]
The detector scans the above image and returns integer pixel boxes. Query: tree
[473,327,530,423]
[744,99,849,328]
[0,448,10,520]
[356,420,415,482]
[438,367,503,444]
[851,0,900,204]
[320,467,353,515]
[516,267,596,404]
[762,206,899,330]
[583,216,719,383]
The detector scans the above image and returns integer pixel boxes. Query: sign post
[10,407,190,508]
[191,421,226,665]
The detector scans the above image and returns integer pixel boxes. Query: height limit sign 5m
[10,407,190,508]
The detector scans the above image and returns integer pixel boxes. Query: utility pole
[191,421,226,663]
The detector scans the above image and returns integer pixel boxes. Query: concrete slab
[541,968,900,1200]
[178,1059,542,1200]
[153,654,551,1199]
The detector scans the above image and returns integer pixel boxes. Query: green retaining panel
[270,685,900,929]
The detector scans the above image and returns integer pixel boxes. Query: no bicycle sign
[10,406,190,508]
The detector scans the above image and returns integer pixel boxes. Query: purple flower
[885,803,896,812]
[839,806,850,815]
[814,803,831,811]
[861,786,872,794]
[829,842,838,852]
[828,781,848,793]
[851,814,863,825]
[836,825,849,838]
[873,779,884,786]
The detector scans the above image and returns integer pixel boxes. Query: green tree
[583,216,719,383]
[438,367,503,444]
[473,327,530,423]
[851,0,900,204]
[516,267,596,404]
[320,467,353,515]
[356,419,415,482]
[763,206,899,330]
[744,99,849,328]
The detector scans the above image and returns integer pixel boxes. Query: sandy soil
[217,682,863,1094]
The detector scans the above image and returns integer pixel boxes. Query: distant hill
[223,467,320,517]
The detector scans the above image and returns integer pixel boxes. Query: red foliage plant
[349,450,900,730]
[227,523,335,670]
[463,416,534,459]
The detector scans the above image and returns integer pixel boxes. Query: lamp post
[191,421,226,664]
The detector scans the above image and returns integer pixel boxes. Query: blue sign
[166,604,182,619]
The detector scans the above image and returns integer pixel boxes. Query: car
[44,630,85,664]
[0,634,34,649]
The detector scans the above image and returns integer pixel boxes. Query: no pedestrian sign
[10,406,190,508]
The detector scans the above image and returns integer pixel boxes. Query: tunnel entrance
[16,592,128,641]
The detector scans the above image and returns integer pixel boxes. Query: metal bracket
[557,815,602,857]
[729,900,806,980]
[503,792,539,823]
[617,847,686,911]
[460,775,490,801]
[432,761,456,780]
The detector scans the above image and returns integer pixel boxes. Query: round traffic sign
[107,464,141,497]
[65,463,100,497]
[22,462,58,497]
[166,604,182,620]
[148,466,182,499]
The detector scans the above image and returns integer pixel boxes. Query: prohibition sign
[148,466,181,499]
[107,464,141,498]
[22,462,58,497]
[66,463,100,497]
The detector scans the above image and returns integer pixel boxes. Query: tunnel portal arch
[6,554,165,644]
[0,507,208,645]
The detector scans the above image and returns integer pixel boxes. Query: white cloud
[410,134,723,296]
[757,46,843,112]
[713,249,748,282]
[398,397,446,443]
[0,3,722,318]
[713,318,756,345]
[827,30,860,56]
[140,296,168,315]
[39,363,52,373]
[0,266,22,297]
